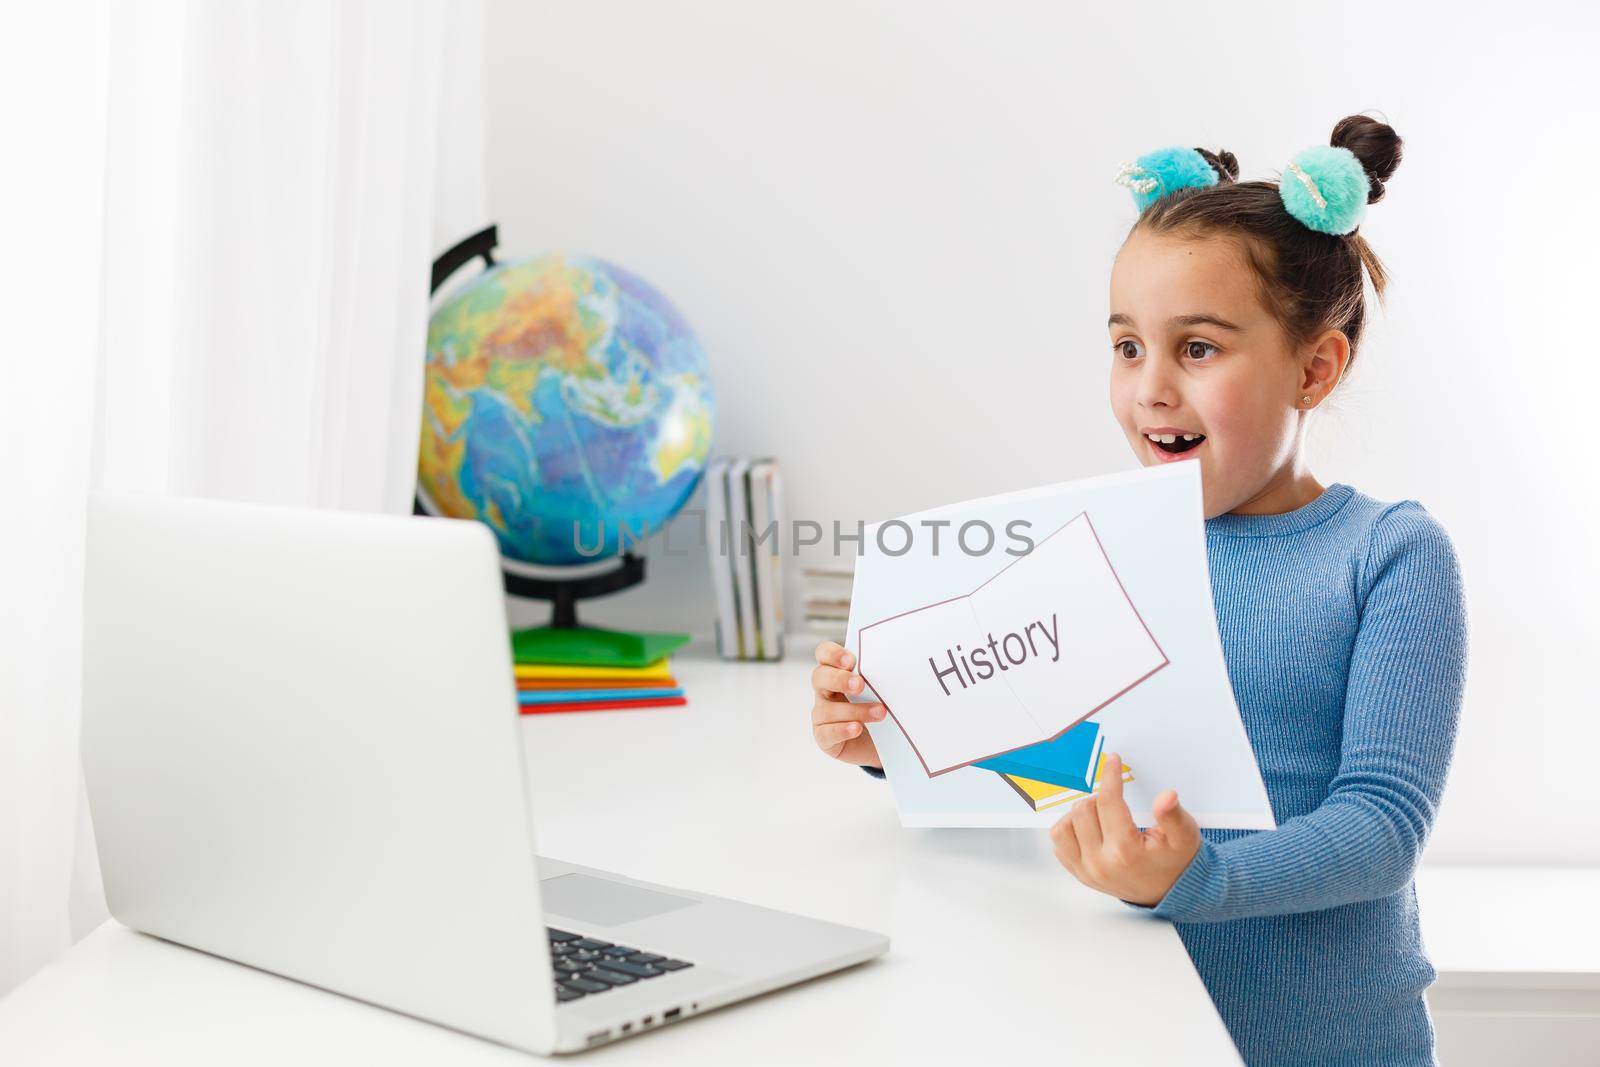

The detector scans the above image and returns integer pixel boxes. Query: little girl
[806,114,1469,1066]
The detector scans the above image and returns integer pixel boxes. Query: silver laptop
[79,491,888,1054]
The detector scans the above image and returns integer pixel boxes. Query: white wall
[484,0,1600,864]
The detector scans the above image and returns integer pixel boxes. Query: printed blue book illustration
[973,720,1104,792]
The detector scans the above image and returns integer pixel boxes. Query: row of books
[705,457,785,660]
[511,626,690,715]
[800,566,852,646]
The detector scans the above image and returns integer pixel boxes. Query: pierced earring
[1301,395,1312,405]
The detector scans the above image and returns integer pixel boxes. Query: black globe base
[502,553,647,630]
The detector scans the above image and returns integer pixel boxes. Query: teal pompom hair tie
[1280,145,1370,234]
[1114,146,1219,212]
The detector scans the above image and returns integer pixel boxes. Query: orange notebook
[517,677,678,691]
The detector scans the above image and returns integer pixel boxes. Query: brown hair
[1132,115,1403,380]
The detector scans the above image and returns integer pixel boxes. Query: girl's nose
[1135,362,1181,410]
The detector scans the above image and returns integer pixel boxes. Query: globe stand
[416,224,650,634]
[500,551,648,630]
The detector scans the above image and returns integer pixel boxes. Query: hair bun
[1196,148,1240,183]
[1330,115,1402,204]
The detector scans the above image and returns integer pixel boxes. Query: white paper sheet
[842,462,1275,829]
[857,512,1170,776]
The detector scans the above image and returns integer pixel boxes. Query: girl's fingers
[813,641,854,671]
[814,720,865,750]
[811,663,865,699]
[1072,794,1104,850]
[1152,789,1202,854]
[1094,752,1139,844]
[813,699,885,727]
[1050,814,1082,871]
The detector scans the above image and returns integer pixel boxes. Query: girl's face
[1107,229,1328,519]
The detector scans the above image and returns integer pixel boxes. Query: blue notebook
[973,720,1104,792]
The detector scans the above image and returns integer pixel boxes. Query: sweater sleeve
[1143,502,1469,923]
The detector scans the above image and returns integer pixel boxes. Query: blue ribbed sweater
[862,482,1469,1065]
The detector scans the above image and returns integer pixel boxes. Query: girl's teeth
[1182,433,1199,441]
[1159,434,1176,443]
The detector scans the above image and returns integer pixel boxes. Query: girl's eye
[1114,339,1144,360]
[1185,340,1219,361]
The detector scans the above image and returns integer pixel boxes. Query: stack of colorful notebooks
[512,626,692,715]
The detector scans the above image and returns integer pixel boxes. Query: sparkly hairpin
[1114,146,1221,212]
[1279,145,1369,234]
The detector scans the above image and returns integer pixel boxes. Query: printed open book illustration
[842,462,1275,830]
[855,512,1167,777]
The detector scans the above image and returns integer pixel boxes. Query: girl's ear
[1299,329,1350,405]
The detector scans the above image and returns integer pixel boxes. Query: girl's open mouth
[1146,433,1206,461]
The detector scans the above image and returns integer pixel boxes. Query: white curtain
[0,0,486,996]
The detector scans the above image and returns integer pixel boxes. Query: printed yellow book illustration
[999,752,1136,813]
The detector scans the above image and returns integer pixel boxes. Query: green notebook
[510,626,692,668]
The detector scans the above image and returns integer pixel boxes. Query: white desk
[0,648,1240,1064]
[1416,867,1600,1067]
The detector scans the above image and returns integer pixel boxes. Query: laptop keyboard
[548,926,695,1003]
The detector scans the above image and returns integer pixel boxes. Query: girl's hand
[810,641,884,769]
[1049,752,1202,907]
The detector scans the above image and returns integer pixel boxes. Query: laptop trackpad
[540,872,700,927]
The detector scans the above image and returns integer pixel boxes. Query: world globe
[418,252,715,567]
